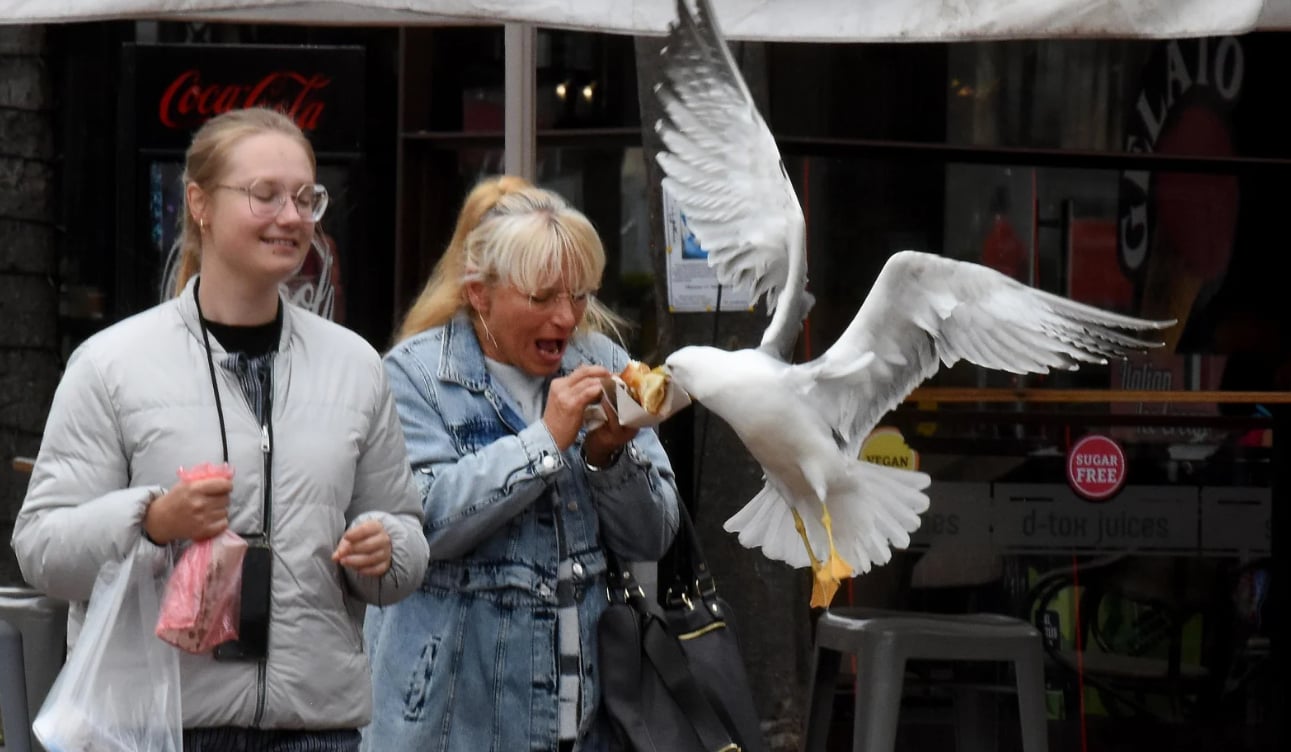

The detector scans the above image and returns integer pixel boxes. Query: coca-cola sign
[159,69,333,132]
[127,43,363,152]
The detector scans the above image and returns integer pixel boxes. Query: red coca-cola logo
[158,69,331,132]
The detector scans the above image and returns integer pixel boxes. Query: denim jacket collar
[438,311,492,393]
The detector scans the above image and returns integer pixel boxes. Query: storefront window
[391,27,1284,750]
[398,141,654,355]
[764,33,1285,752]
[876,408,1276,747]
[396,26,648,351]
[404,27,638,134]
[945,40,1149,151]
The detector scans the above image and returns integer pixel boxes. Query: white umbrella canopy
[3,0,1291,41]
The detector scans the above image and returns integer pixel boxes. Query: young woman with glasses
[362,176,681,752]
[12,107,429,751]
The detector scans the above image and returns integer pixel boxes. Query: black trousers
[182,727,360,752]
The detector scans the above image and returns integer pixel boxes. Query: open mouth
[536,339,566,359]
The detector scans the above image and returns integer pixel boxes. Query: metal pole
[504,23,537,180]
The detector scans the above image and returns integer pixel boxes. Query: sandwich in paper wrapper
[590,360,691,429]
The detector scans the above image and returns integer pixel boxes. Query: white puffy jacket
[12,276,429,730]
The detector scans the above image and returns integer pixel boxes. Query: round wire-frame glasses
[519,287,597,313]
[214,179,329,222]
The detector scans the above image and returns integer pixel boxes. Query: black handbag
[598,506,766,752]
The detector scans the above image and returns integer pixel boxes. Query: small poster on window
[662,185,754,313]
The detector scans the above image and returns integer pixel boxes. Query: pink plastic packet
[155,463,248,654]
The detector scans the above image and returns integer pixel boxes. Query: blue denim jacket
[362,312,681,752]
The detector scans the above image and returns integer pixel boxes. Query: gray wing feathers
[654,0,809,361]
[802,250,1173,453]
[661,0,753,104]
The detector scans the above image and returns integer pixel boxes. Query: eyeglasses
[519,287,597,312]
[214,179,329,222]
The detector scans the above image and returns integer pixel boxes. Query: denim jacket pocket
[402,635,442,721]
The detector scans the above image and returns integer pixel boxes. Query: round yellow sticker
[860,427,919,471]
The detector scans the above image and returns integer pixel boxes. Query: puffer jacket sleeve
[340,359,430,606]
[11,347,165,602]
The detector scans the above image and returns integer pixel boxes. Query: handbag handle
[603,501,703,584]
[602,507,743,752]
[604,503,718,608]
[660,504,721,613]
[602,557,742,752]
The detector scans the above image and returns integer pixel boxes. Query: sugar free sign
[1067,435,1127,501]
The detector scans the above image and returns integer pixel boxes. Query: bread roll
[619,360,669,415]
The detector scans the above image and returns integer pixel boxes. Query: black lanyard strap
[193,278,230,464]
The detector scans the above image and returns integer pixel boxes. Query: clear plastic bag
[155,462,246,653]
[156,528,247,653]
[33,541,181,752]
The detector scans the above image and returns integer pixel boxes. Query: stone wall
[0,26,60,586]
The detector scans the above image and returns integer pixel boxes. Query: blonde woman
[364,177,680,751]
[13,107,428,751]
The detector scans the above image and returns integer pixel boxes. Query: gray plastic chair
[1,618,32,752]
[0,588,68,752]
[803,608,1049,752]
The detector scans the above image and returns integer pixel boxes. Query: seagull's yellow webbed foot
[791,507,853,608]
[816,505,854,607]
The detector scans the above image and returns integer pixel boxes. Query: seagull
[653,0,1175,608]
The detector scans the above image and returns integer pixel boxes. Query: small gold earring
[199,217,207,233]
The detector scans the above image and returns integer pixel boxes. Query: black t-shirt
[202,303,283,357]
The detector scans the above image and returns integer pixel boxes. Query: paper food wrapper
[609,377,691,431]
[586,375,691,429]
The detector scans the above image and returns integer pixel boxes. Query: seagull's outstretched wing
[655,0,809,360]
[797,251,1175,453]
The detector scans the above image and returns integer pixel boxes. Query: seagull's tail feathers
[723,483,816,569]
[722,460,931,575]
[830,461,931,576]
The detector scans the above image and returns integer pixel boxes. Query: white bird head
[663,345,717,401]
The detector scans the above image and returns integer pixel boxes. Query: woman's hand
[543,364,613,450]
[583,392,639,467]
[143,476,233,544]
[332,519,393,577]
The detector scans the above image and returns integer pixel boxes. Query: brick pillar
[0,25,60,586]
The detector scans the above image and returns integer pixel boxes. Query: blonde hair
[395,176,624,343]
[170,107,318,297]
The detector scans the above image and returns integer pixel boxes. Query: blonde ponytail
[395,175,533,342]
